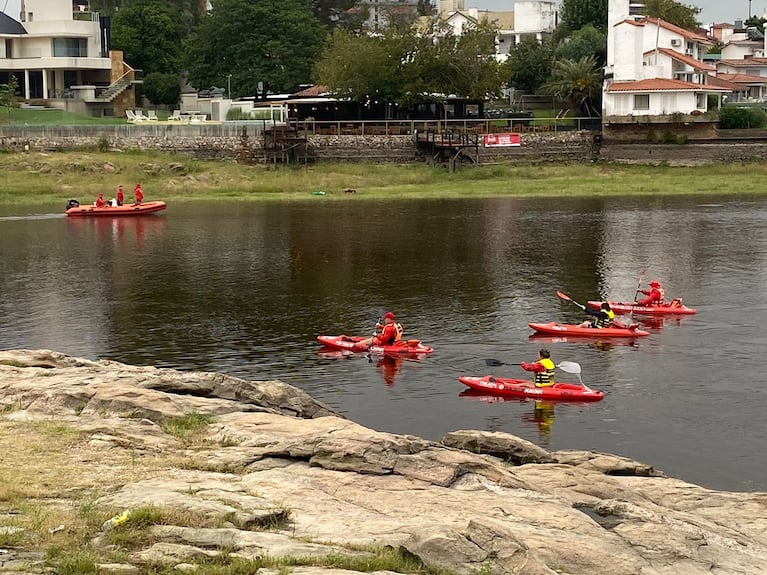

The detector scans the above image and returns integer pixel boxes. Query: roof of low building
[640,17,712,44]
[0,11,27,34]
[715,72,767,84]
[718,57,767,67]
[643,47,716,71]
[608,78,729,92]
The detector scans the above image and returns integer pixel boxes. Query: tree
[315,20,505,104]
[314,29,406,102]
[559,0,608,31]
[184,0,327,97]
[142,72,181,106]
[506,37,554,93]
[541,55,602,117]
[0,75,19,123]
[643,0,701,30]
[111,1,184,74]
[744,15,767,34]
[554,24,607,67]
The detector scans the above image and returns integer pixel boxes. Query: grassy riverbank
[1,150,766,204]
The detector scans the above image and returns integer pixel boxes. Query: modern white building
[0,0,138,116]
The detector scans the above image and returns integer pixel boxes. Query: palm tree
[541,56,602,117]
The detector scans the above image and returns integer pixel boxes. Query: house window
[696,93,706,108]
[634,94,650,110]
[52,38,88,57]
[5,39,12,58]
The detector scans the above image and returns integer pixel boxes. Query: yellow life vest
[534,357,556,387]
[594,309,615,328]
[393,323,403,342]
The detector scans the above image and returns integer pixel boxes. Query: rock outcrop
[1,349,766,575]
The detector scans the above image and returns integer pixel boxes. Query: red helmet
[649,280,661,288]
[382,312,395,321]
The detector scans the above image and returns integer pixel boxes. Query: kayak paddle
[633,268,647,302]
[485,359,521,367]
[556,290,586,311]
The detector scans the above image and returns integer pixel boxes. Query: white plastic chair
[146,110,158,121]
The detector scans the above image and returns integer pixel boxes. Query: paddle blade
[484,359,506,367]
[556,290,572,302]
[557,361,581,374]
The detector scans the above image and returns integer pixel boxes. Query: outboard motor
[66,199,80,210]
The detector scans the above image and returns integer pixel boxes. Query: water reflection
[528,333,639,350]
[3,197,767,491]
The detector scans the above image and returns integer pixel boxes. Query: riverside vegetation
[1,151,767,205]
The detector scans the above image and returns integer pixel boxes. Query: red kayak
[459,375,604,401]
[587,300,696,315]
[529,322,650,338]
[317,335,434,355]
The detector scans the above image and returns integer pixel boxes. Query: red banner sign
[483,133,521,147]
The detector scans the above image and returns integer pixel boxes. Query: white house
[1,0,137,116]
[604,0,728,119]
[439,1,556,59]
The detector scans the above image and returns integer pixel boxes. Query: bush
[142,73,181,107]
[720,106,767,129]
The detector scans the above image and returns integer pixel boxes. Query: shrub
[720,106,767,129]
[142,72,181,107]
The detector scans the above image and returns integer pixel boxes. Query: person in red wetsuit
[520,348,556,388]
[116,185,125,206]
[637,280,664,306]
[95,192,108,207]
[134,182,144,204]
[359,311,404,347]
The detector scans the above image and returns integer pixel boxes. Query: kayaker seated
[95,193,108,208]
[577,301,630,329]
[520,348,555,388]
[358,311,404,348]
[636,280,664,306]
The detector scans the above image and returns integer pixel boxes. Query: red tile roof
[643,47,715,71]
[291,85,330,97]
[719,58,767,68]
[715,73,767,84]
[608,78,729,92]
[640,17,711,44]
[706,75,745,91]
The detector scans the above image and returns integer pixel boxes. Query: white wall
[513,1,556,33]
[605,91,700,115]
[21,0,72,22]
[613,22,643,82]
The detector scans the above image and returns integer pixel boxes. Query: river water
[1,196,766,492]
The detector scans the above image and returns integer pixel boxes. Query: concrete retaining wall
[2,124,767,166]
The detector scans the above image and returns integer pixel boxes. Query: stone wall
[2,124,767,166]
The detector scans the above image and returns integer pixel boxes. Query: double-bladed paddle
[484,358,592,391]
[556,290,586,311]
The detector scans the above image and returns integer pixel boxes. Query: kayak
[458,375,604,401]
[528,322,650,338]
[587,300,696,315]
[316,335,434,355]
[66,200,167,217]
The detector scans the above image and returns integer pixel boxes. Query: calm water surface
[1,196,766,492]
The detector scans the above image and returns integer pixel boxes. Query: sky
[470,1,762,25]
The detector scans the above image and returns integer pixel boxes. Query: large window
[52,38,87,57]
[633,94,650,110]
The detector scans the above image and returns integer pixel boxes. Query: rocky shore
[1,349,766,574]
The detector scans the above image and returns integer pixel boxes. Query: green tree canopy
[314,20,504,104]
[744,15,767,34]
[541,55,602,117]
[184,0,327,97]
[554,24,607,67]
[111,1,184,74]
[559,0,608,31]
[506,37,554,93]
[643,0,701,30]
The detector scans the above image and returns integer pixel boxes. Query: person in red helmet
[637,280,665,306]
[359,311,404,347]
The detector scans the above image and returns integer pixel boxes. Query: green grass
[0,106,126,125]
[1,150,767,205]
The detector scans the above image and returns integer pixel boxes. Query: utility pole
[749,0,753,19]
